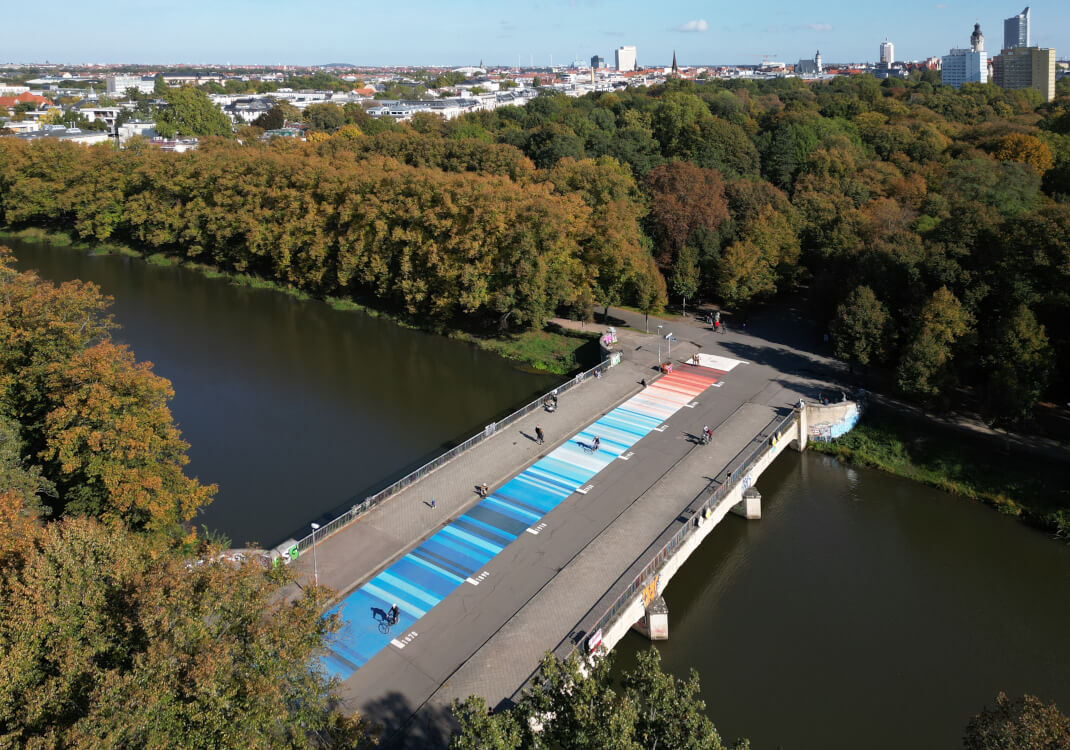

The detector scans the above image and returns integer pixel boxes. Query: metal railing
[291,357,614,554]
[569,409,799,657]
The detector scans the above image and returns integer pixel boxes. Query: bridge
[282,308,859,747]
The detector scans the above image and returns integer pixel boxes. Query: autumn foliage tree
[0,249,214,534]
[0,501,368,749]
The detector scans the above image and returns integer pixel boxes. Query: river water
[612,451,1070,749]
[11,239,1070,747]
[9,240,561,547]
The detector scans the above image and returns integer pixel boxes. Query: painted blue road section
[323,370,714,679]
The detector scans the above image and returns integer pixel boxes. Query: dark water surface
[613,452,1070,749]
[10,240,561,547]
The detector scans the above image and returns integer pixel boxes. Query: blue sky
[4,0,1067,67]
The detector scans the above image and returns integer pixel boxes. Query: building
[117,120,156,144]
[993,45,1056,101]
[615,46,637,72]
[942,23,988,88]
[880,38,894,64]
[591,55,606,69]
[106,75,155,98]
[796,50,823,75]
[1003,7,1030,50]
[0,92,49,111]
[8,125,111,146]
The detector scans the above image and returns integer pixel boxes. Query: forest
[2,74,1069,426]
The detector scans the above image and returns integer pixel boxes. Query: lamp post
[657,324,663,365]
[310,523,320,586]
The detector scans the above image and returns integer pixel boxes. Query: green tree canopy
[155,85,232,138]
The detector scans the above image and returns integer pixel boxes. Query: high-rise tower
[970,22,984,52]
[880,38,894,64]
[1003,7,1030,50]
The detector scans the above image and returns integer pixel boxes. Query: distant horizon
[3,0,1067,70]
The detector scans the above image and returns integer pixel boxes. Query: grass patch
[452,325,598,375]
[811,408,1070,540]
[146,252,179,266]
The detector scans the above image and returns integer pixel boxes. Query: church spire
[671,50,679,77]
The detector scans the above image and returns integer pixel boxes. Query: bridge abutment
[793,401,809,452]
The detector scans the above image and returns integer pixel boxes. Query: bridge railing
[292,358,613,554]
[571,409,799,657]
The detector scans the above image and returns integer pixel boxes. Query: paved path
[288,306,850,747]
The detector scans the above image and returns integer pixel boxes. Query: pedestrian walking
[536,425,544,445]
[479,483,489,497]
[430,498,437,509]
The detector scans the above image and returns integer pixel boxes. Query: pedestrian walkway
[322,368,718,678]
[286,355,659,604]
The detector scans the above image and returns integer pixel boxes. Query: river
[11,239,1070,748]
[8,239,561,547]
[612,451,1070,749]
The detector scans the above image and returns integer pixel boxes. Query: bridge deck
[286,307,842,747]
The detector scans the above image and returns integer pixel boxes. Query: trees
[0,250,214,535]
[831,286,893,369]
[896,287,972,398]
[305,102,346,133]
[155,85,232,138]
[0,508,368,749]
[963,693,1070,750]
[644,161,729,269]
[451,649,737,750]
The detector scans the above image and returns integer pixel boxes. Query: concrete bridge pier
[631,596,669,641]
[731,487,762,520]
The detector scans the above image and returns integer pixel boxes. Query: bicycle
[378,615,399,634]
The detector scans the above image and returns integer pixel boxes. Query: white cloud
[801,23,834,31]
[674,19,709,32]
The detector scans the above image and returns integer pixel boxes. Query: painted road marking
[322,368,717,680]
[619,451,634,461]
[526,522,548,535]
[654,424,669,432]
[685,401,698,408]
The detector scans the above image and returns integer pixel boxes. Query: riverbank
[1,226,597,375]
[810,406,1070,541]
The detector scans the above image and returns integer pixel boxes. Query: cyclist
[702,425,713,443]
[388,603,400,626]
[592,436,601,452]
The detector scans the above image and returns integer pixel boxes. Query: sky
[3,0,1068,68]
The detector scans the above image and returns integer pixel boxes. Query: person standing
[536,425,545,445]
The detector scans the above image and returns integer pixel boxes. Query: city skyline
[2,0,1067,68]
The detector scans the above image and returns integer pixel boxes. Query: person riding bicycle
[592,435,601,452]
[388,603,400,626]
[702,425,713,443]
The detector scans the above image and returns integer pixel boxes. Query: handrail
[568,409,799,657]
[289,358,613,553]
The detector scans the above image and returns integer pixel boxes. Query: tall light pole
[310,523,320,586]
[657,324,663,365]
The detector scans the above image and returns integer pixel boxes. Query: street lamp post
[310,523,321,586]
[657,324,663,365]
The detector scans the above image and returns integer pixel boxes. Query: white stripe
[391,639,405,649]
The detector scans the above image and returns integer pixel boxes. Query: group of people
[702,311,725,333]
